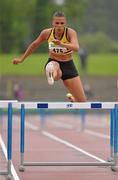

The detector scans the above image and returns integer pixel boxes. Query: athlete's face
[52,17,67,32]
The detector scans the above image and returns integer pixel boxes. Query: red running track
[0,112,118,180]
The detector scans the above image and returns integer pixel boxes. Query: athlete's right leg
[45,61,62,85]
[63,76,87,102]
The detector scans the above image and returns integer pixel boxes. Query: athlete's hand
[12,58,23,65]
[52,39,61,45]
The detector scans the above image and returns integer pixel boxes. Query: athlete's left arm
[58,28,79,51]
[64,28,79,51]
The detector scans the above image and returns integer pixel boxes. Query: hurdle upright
[0,100,17,180]
[18,102,118,172]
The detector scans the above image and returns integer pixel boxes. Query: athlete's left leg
[63,76,87,102]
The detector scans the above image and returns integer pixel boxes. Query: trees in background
[80,0,118,41]
[0,0,90,53]
[0,0,36,53]
[0,0,118,53]
[0,0,14,52]
[79,0,118,53]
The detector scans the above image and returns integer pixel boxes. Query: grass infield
[0,53,118,76]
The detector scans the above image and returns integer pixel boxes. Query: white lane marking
[0,134,20,180]
[85,130,110,139]
[42,131,106,163]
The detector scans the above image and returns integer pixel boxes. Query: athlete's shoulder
[67,27,77,34]
[42,28,52,32]
[41,28,52,35]
[40,28,52,40]
[67,27,78,40]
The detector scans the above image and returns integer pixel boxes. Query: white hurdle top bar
[0,101,118,109]
[17,102,118,109]
[0,100,18,108]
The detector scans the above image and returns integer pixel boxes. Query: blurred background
[0,0,118,101]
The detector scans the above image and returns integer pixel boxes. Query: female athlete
[12,11,87,102]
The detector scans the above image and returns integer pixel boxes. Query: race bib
[49,42,67,54]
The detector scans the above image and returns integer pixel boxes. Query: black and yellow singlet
[48,27,72,55]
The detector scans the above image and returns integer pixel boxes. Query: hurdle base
[111,166,118,172]
[0,171,8,175]
[23,161,115,167]
[6,174,13,180]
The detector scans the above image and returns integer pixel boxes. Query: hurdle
[0,100,17,180]
[18,102,118,172]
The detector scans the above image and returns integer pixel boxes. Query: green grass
[0,54,48,76]
[0,53,118,76]
[87,54,118,75]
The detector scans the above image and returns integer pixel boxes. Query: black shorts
[45,58,79,80]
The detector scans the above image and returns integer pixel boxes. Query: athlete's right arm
[12,29,50,64]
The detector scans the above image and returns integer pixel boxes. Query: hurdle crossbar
[18,101,118,172]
